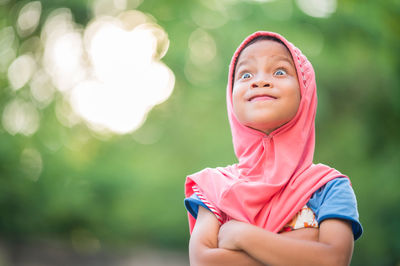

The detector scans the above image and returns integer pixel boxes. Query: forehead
[236,40,294,66]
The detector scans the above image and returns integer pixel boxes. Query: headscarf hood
[185,31,346,234]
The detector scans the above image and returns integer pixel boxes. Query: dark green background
[0,0,399,265]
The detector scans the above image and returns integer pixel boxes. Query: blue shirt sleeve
[184,193,211,219]
[307,177,363,240]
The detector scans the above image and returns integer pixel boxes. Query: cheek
[288,85,301,115]
[232,89,245,119]
[232,92,240,115]
[284,79,300,98]
[291,84,300,101]
[280,80,300,113]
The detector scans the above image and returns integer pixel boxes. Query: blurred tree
[0,0,399,265]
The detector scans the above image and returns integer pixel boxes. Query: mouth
[248,94,277,102]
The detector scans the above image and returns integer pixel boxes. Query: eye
[240,72,253,79]
[274,69,287,76]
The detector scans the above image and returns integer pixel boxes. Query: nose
[251,77,272,88]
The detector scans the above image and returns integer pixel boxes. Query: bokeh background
[0,0,399,265]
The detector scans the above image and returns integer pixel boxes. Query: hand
[218,220,251,251]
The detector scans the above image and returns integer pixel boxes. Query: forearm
[189,206,264,266]
[189,246,263,266]
[236,224,351,266]
[240,228,334,265]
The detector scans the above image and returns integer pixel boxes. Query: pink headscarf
[185,31,346,234]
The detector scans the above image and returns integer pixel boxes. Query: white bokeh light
[191,8,227,29]
[17,1,42,37]
[30,69,55,108]
[188,28,216,66]
[7,54,36,90]
[42,10,87,92]
[296,0,337,18]
[92,0,128,17]
[70,80,149,134]
[20,148,43,181]
[85,19,156,83]
[0,26,17,72]
[2,98,40,136]
[42,9,175,134]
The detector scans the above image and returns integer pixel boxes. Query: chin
[245,121,277,134]
[246,117,287,133]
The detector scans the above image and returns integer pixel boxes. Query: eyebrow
[236,58,254,70]
[271,55,295,67]
[236,55,295,71]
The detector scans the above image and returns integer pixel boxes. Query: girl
[184,31,362,265]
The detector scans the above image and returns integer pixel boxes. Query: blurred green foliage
[0,0,399,265]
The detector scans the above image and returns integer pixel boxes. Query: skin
[191,207,353,266]
[189,40,355,265]
[218,218,353,266]
[232,40,300,134]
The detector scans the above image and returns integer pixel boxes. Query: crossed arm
[189,206,354,266]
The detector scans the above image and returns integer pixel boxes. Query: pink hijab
[185,31,346,234]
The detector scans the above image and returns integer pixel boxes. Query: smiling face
[232,40,301,134]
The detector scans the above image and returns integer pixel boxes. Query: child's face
[232,40,300,134]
